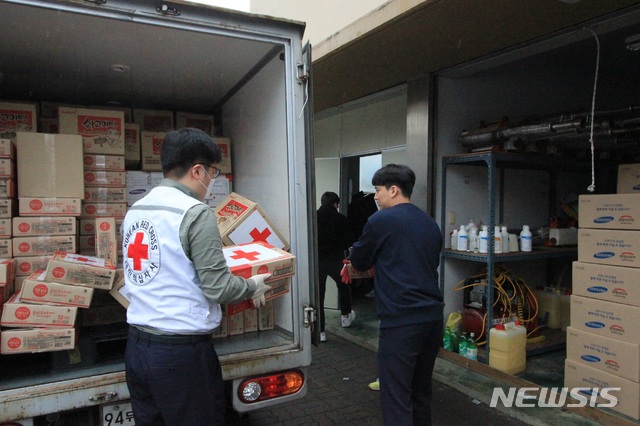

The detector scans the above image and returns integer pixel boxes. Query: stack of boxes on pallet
[565,164,640,420]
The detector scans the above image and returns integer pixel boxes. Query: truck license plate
[101,401,135,426]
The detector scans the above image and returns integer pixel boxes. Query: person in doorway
[317,191,356,342]
[348,164,444,425]
[122,127,271,426]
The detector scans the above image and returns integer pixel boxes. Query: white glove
[250,273,272,309]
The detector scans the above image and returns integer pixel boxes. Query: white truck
[0,0,318,423]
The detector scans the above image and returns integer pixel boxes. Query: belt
[129,326,212,345]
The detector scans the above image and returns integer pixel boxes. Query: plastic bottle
[469,228,478,252]
[450,328,459,353]
[501,226,510,253]
[494,226,502,254]
[442,327,452,351]
[479,225,489,254]
[466,219,478,235]
[458,332,468,357]
[466,332,478,361]
[457,225,468,251]
[488,322,526,373]
[451,228,458,250]
[520,225,532,252]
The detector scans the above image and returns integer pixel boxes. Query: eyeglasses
[200,164,221,178]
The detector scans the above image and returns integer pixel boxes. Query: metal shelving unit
[439,152,584,362]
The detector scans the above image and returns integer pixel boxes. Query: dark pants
[378,320,443,426]
[125,329,226,426]
[318,258,353,331]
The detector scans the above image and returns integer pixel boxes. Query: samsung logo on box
[581,355,601,363]
[586,321,605,329]
[587,286,608,294]
[594,216,614,224]
[594,252,615,259]
[129,189,147,195]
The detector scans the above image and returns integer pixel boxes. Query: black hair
[160,128,222,177]
[371,164,416,198]
[320,191,340,207]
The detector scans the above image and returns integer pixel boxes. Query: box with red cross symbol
[223,241,295,315]
[45,251,117,290]
[214,192,290,250]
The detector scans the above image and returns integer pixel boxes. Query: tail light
[238,369,304,403]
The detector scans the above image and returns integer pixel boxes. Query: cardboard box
[578,228,640,268]
[244,308,258,333]
[16,255,52,277]
[140,132,164,172]
[125,123,140,169]
[0,178,16,198]
[564,359,639,420]
[19,197,81,216]
[0,258,16,284]
[0,280,13,307]
[212,313,228,339]
[215,193,290,250]
[0,158,14,179]
[573,261,640,307]
[16,132,84,198]
[223,241,295,281]
[20,270,94,308]
[213,137,232,174]
[1,328,75,354]
[38,101,83,119]
[80,202,127,219]
[204,174,232,209]
[579,194,640,230]
[125,171,163,206]
[571,295,640,344]
[12,236,76,257]
[0,239,11,257]
[95,217,118,264]
[90,105,132,123]
[0,292,77,327]
[0,138,16,159]
[109,270,129,308]
[566,326,640,382]
[175,112,214,136]
[133,109,174,132]
[258,301,275,331]
[0,198,16,218]
[83,187,126,203]
[45,252,117,290]
[0,218,11,238]
[13,216,77,236]
[228,310,244,336]
[84,171,126,187]
[58,107,125,155]
[617,163,640,194]
[79,235,95,251]
[0,101,37,135]
[227,277,292,315]
[79,218,123,236]
[83,154,125,171]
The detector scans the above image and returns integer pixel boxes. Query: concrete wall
[250,0,389,45]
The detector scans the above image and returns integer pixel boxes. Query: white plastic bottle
[451,228,458,250]
[457,224,468,251]
[479,226,489,253]
[501,226,510,253]
[520,225,533,252]
[469,228,478,252]
[494,226,502,254]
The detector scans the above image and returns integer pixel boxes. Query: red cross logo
[128,232,149,271]
[249,227,272,243]
[231,249,261,261]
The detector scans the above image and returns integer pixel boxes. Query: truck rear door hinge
[157,3,181,16]
[296,62,309,85]
[303,304,315,328]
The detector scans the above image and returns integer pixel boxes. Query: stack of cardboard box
[0,252,117,354]
[214,193,294,337]
[565,165,640,420]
